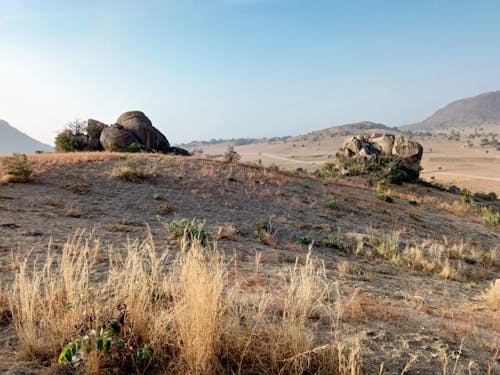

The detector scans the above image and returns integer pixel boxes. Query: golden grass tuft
[0,153,33,183]
[483,279,500,311]
[110,156,158,182]
[3,232,362,374]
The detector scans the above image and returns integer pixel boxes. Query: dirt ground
[194,127,500,195]
[0,153,499,373]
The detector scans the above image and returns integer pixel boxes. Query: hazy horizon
[1,0,499,145]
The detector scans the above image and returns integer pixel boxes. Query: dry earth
[0,153,499,374]
[194,127,500,195]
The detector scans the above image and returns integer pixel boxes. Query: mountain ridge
[0,119,53,154]
[403,90,500,131]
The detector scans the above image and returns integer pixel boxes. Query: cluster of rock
[67,111,189,155]
[336,134,423,181]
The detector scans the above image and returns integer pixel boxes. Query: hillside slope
[0,153,498,373]
[404,91,500,130]
[0,119,53,154]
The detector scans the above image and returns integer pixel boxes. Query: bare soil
[0,153,499,374]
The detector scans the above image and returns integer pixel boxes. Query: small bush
[327,198,337,210]
[376,193,393,203]
[298,235,312,245]
[226,173,237,182]
[322,235,349,252]
[55,129,87,152]
[461,188,473,205]
[1,153,33,183]
[162,218,211,247]
[224,145,241,163]
[481,207,500,227]
[127,142,146,153]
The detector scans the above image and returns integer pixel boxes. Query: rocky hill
[0,120,53,154]
[404,90,500,131]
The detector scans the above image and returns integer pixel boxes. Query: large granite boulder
[392,135,423,166]
[337,134,423,182]
[100,124,140,152]
[116,111,170,152]
[87,119,108,150]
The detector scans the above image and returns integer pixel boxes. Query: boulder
[165,146,191,156]
[87,119,108,150]
[392,135,423,168]
[336,133,423,182]
[116,111,170,152]
[371,134,395,156]
[100,124,140,152]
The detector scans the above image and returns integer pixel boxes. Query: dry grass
[483,279,500,311]
[63,203,81,218]
[110,156,158,182]
[2,232,363,374]
[0,153,33,183]
[27,152,123,175]
[366,229,499,281]
[216,223,239,241]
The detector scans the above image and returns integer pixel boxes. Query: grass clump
[162,217,211,247]
[326,198,337,210]
[4,232,363,374]
[322,235,349,252]
[481,207,500,227]
[0,153,34,183]
[375,178,393,202]
[253,219,278,247]
[110,156,157,182]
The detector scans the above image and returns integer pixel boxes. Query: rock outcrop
[55,111,191,155]
[336,134,423,182]
[116,111,170,152]
[100,124,140,152]
[87,119,108,150]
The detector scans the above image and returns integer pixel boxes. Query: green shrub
[59,327,123,364]
[1,153,33,183]
[327,198,337,210]
[298,235,312,245]
[127,142,146,153]
[55,130,87,152]
[162,218,211,247]
[315,161,339,178]
[224,145,241,163]
[322,235,349,252]
[376,193,393,203]
[481,207,500,227]
[461,188,473,205]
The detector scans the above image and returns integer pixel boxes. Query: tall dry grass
[4,232,362,374]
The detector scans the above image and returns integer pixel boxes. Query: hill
[306,121,397,137]
[0,152,498,373]
[404,90,500,131]
[0,119,53,154]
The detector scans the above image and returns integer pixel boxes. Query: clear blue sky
[1,0,499,145]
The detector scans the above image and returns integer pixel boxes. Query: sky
[1,0,499,145]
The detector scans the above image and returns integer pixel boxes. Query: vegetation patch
[0,153,34,183]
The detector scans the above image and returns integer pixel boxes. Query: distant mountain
[0,120,53,154]
[403,91,500,131]
[307,121,398,137]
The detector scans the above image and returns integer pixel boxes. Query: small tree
[224,145,241,163]
[66,119,87,136]
[54,120,88,152]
